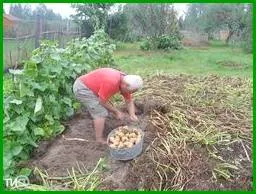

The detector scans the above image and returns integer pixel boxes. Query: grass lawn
[114,41,253,79]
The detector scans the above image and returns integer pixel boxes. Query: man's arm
[126,99,138,121]
[99,99,124,120]
[98,83,125,120]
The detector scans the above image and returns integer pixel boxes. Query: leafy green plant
[156,34,183,50]
[4,30,115,179]
[140,34,183,51]
[140,39,153,51]
[65,29,116,69]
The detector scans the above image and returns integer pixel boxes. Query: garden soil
[28,75,252,191]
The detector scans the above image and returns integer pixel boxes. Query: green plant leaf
[3,156,12,170]
[31,82,47,92]
[54,124,65,135]
[19,82,34,97]
[19,168,32,177]
[8,116,29,133]
[9,69,24,75]
[9,99,22,105]
[62,97,72,106]
[11,145,23,156]
[33,127,45,136]
[65,107,74,117]
[34,96,43,114]
[31,54,43,63]
[50,52,61,61]
[19,132,38,147]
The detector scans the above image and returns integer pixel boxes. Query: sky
[3,3,188,19]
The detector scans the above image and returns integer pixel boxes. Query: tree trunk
[225,30,234,44]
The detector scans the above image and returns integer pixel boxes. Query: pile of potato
[108,126,142,149]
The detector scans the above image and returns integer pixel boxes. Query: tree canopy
[9,4,62,20]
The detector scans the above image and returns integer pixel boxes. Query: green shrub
[140,39,153,50]
[140,34,183,51]
[156,34,183,50]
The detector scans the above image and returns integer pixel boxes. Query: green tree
[242,4,252,52]
[9,4,33,19]
[9,3,62,20]
[32,4,62,20]
[123,4,180,40]
[107,5,129,41]
[184,3,249,44]
[9,4,61,20]
[178,16,184,30]
[183,4,206,32]
[71,3,113,37]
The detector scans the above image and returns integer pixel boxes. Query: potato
[115,131,125,138]
[124,133,130,139]
[129,138,137,144]
[121,136,129,142]
[117,131,123,135]
[118,142,124,149]
[112,139,120,146]
[119,132,125,137]
[123,130,129,135]
[109,143,117,148]
[114,131,120,136]
[109,136,115,143]
[129,133,137,138]
[114,135,121,141]
[126,142,133,148]
[111,126,142,147]
[123,141,133,148]
[123,141,129,147]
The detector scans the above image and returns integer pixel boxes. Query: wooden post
[42,17,45,39]
[109,15,112,38]
[35,14,41,48]
[9,51,13,68]
[67,20,70,32]
[16,39,20,68]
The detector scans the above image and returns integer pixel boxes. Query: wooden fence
[4,15,80,69]
[181,30,209,46]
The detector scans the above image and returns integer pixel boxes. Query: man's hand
[126,99,139,122]
[114,111,125,120]
[130,114,138,121]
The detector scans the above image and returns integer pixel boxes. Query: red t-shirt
[78,68,132,102]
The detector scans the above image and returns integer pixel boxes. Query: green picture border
[1,1,3,192]
[2,0,255,3]
[1,0,254,193]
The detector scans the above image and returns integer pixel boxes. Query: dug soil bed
[28,102,252,191]
[28,103,153,190]
[27,74,252,191]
